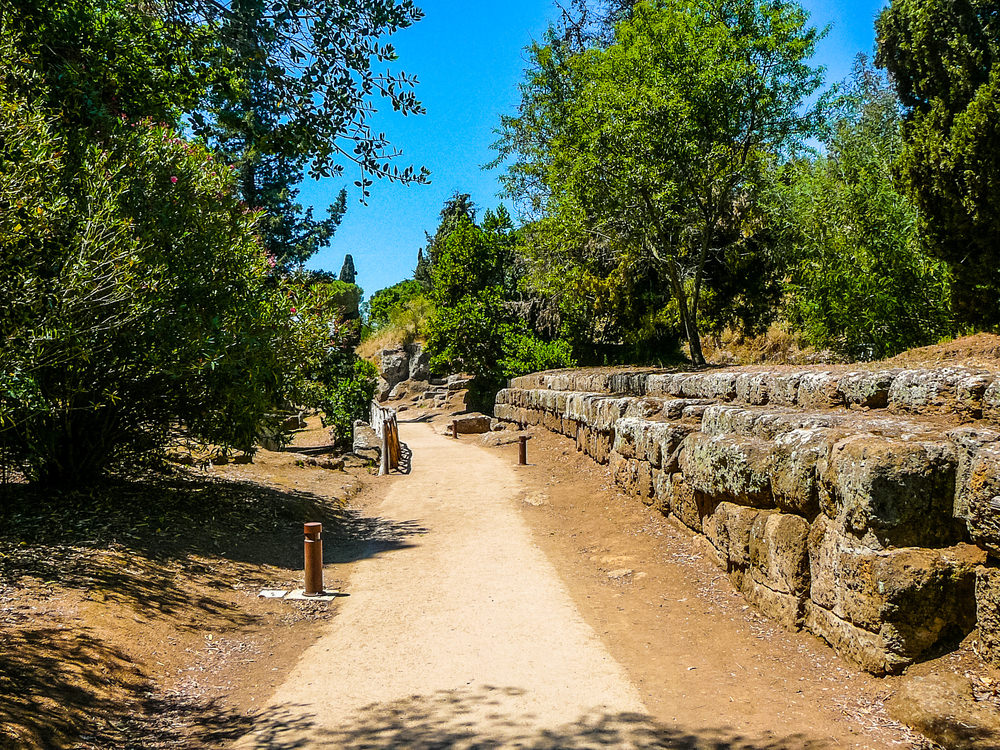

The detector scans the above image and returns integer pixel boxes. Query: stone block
[717,502,768,568]
[735,372,772,405]
[741,574,805,629]
[976,566,1000,668]
[809,516,982,660]
[983,380,1000,423]
[948,427,1000,522]
[352,420,381,462]
[749,513,810,597]
[888,672,1000,750]
[822,435,961,548]
[769,373,804,406]
[454,414,492,434]
[839,370,896,409]
[804,601,910,675]
[963,445,1000,555]
[679,433,774,507]
[660,473,713,532]
[679,372,738,401]
[888,367,990,417]
[769,427,841,518]
[798,372,843,409]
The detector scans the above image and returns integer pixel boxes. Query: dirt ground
[3,387,999,748]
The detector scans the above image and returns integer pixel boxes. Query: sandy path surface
[235,422,650,749]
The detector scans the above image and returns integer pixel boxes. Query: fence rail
[371,402,401,475]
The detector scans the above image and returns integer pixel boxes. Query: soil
[4,379,1000,748]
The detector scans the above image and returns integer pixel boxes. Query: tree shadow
[0,474,428,630]
[237,685,838,750]
[0,624,316,750]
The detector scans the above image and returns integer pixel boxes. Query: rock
[798,372,843,409]
[281,412,307,431]
[447,374,474,391]
[808,515,982,668]
[656,472,714,532]
[376,376,392,402]
[770,427,841,518]
[406,343,430,381]
[889,367,991,417]
[964,445,1000,556]
[976,566,1000,667]
[749,513,810,597]
[741,574,805,629]
[803,601,911,675]
[452,413,492,434]
[318,457,345,471]
[735,372,772,405]
[379,348,410,390]
[887,673,1000,750]
[822,435,961,548]
[839,370,896,409]
[342,453,370,468]
[352,420,381,462]
[678,433,774,508]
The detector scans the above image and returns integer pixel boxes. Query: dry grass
[702,324,839,366]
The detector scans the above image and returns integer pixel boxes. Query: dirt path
[234,422,916,749]
[235,422,649,748]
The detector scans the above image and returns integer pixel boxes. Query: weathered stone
[352,420,381,462]
[406,343,430,381]
[889,367,990,417]
[984,380,1000,423]
[769,373,804,406]
[804,601,911,675]
[749,513,810,597]
[741,575,805,629]
[281,412,307,431]
[839,370,895,409]
[376,376,392,402]
[453,413,492,434]
[735,372,772,405]
[660,473,713,532]
[379,348,410,390]
[887,673,1000,750]
[716,502,768,568]
[949,427,1000,522]
[798,372,843,409]
[679,433,774,507]
[809,516,982,659]
[770,427,840,518]
[964,445,1000,556]
[976,566,1000,668]
[679,372,738,401]
[823,435,961,548]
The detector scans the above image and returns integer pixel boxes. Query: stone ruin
[375,343,474,408]
[494,365,1000,675]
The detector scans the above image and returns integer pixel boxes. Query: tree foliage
[770,59,952,360]
[495,0,827,365]
[876,0,1000,326]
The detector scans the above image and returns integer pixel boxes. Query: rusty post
[452,420,458,439]
[303,522,324,596]
[518,435,528,465]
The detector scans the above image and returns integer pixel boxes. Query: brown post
[303,522,324,596]
[452,420,458,439]
[518,435,528,465]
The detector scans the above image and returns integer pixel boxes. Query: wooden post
[380,420,390,475]
[519,435,528,465]
[303,523,324,596]
[452,420,458,439]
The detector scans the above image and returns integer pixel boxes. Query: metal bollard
[519,435,528,465]
[452,420,458,439]
[303,522,324,596]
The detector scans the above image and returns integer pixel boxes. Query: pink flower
[170,176,178,184]
[290,307,297,314]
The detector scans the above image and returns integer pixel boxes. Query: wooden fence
[371,401,401,475]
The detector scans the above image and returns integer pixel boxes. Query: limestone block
[646,373,686,397]
[587,429,613,464]
[809,516,982,659]
[717,502,768,568]
[823,435,961,548]
[741,574,805,629]
[662,473,713,532]
[735,372,772,405]
[839,370,896,409]
[770,427,842,518]
[607,372,648,396]
[749,513,810,597]
[407,344,430,381]
[964,445,1000,555]
[888,367,990,417]
[983,380,1000,423]
[624,397,663,419]
[653,469,672,515]
[976,566,1000,668]
[804,602,911,675]
[769,373,805,406]
[888,672,1000,750]
[948,427,1000,522]
[702,503,729,562]
[352,420,381,462]
[679,433,774,507]
[681,404,712,422]
[454,414,493,435]
[798,372,844,409]
[679,372,738,401]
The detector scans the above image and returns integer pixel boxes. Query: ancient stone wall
[495,366,1000,675]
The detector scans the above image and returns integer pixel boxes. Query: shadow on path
[238,685,834,750]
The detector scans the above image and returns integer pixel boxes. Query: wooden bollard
[518,435,530,465]
[452,420,458,439]
[303,522,324,596]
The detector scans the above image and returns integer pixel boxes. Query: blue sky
[303,0,889,298]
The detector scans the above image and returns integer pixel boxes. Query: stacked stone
[495,365,1000,675]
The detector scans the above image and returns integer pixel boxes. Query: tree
[876,0,1000,326]
[194,0,430,265]
[495,0,827,365]
[339,254,358,284]
[770,58,952,360]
